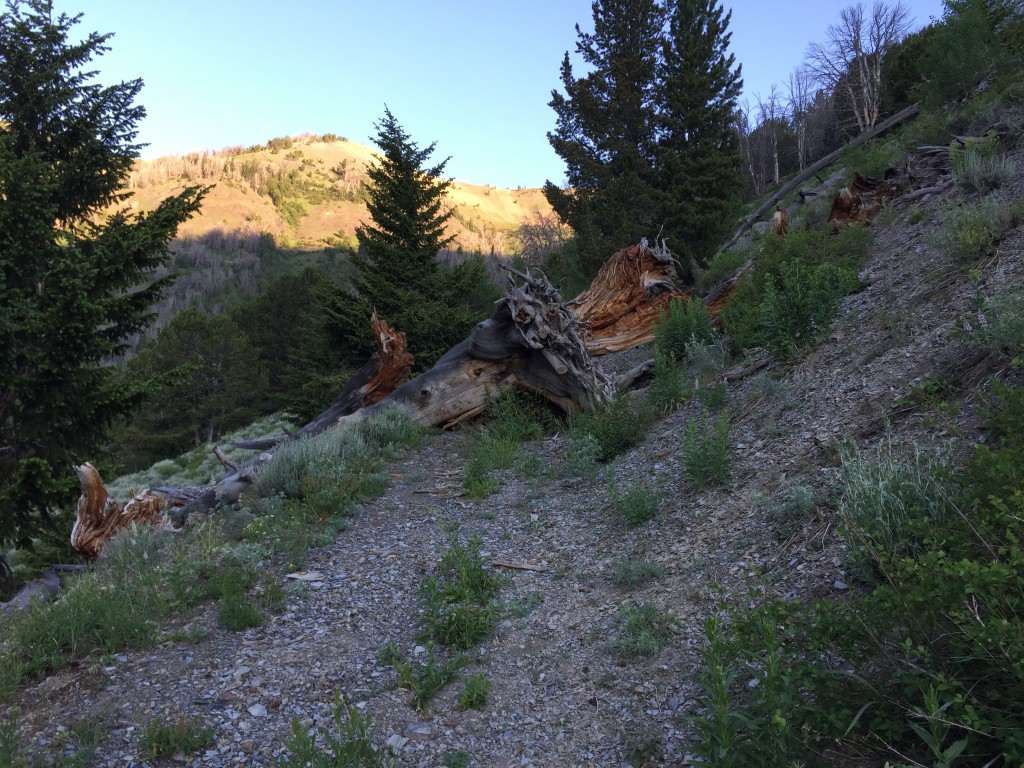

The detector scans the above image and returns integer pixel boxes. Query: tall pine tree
[328,107,490,371]
[545,0,744,281]
[0,1,206,549]
[544,0,666,279]
[656,0,744,276]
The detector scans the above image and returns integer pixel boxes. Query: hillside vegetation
[121,132,553,328]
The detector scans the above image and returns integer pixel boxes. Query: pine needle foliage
[0,1,207,549]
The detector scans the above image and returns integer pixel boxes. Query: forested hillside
[121,132,554,330]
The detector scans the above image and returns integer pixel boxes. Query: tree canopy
[0,0,205,548]
[544,0,744,279]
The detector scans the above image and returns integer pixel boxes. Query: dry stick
[490,560,547,572]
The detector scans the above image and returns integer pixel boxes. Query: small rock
[404,721,439,741]
[385,734,409,751]
[248,704,267,717]
[834,580,848,590]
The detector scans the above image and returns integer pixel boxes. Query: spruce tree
[544,0,666,279]
[340,107,488,369]
[0,1,206,549]
[655,0,744,276]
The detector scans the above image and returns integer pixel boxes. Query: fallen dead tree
[75,241,689,548]
[70,463,166,560]
[571,240,685,355]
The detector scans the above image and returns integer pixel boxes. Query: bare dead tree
[805,1,912,134]
[510,211,572,266]
[786,67,815,171]
[755,86,785,186]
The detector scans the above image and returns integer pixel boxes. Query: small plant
[654,297,717,360]
[611,482,661,526]
[569,394,653,462]
[680,412,732,490]
[462,390,544,498]
[563,432,601,480]
[138,716,215,759]
[390,644,469,710]
[607,603,673,658]
[648,350,688,411]
[694,382,729,410]
[421,536,501,649]
[277,695,395,767]
[609,558,667,588]
[760,482,816,541]
[968,282,1024,361]
[929,194,1004,261]
[621,728,663,768]
[458,673,490,710]
[442,750,471,768]
[951,133,1015,191]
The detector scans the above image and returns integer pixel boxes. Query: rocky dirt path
[10,172,1024,767]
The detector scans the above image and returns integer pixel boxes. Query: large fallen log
[71,463,166,560]
[348,265,615,427]
[571,240,685,355]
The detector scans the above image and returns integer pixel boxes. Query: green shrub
[951,135,1016,191]
[760,483,816,541]
[648,350,688,411]
[421,536,501,649]
[621,729,663,768]
[139,716,214,759]
[758,260,857,361]
[654,298,716,360]
[680,412,732,490]
[686,337,731,383]
[462,390,544,498]
[839,436,952,577]
[563,432,601,480]
[569,394,653,462]
[929,194,1010,261]
[607,603,673,658]
[458,673,490,710]
[609,558,666,588]
[611,483,661,527]
[277,695,396,767]
[969,282,1024,361]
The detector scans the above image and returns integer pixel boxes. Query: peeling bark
[71,463,166,560]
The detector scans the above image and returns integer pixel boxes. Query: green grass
[389,644,469,711]
[607,603,674,658]
[138,716,215,759]
[458,673,490,711]
[462,389,545,498]
[609,558,666,588]
[568,393,653,462]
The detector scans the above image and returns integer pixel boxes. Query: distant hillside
[119,132,556,343]
[126,132,552,254]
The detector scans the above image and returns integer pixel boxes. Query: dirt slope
[8,155,1024,767]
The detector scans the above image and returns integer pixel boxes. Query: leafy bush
[607,603,673,658]
[277,695,396,767]
[388,643,469,711]
[680,412,732,490]
[757,260,857,361]
[611,483,661,527]
[569,394,653,462]
[563,432,602,480]
[930,194,1005,261]
[654,298,716,361]
[647,350,689,412]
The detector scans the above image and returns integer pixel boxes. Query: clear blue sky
[54,0,947,189]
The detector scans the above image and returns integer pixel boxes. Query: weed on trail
[607,603,674,658]
[277,695,396,767]
[679,412,732,490]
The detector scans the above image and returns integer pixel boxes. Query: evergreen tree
[118,309,266,468]
[335,107,490,370]
[655,0,744,276]
[0,1,206,548]
[544,0,666,278]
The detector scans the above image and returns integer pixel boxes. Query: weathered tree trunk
[348,266,615,428]
[71,463,166,560]
[572,239,684,355]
